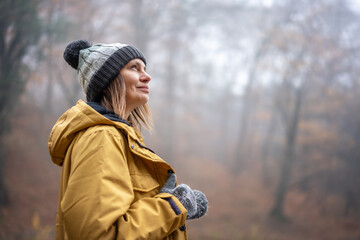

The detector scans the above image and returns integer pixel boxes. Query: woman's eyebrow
[134,59,146,71]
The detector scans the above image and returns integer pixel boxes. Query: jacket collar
[87,102,131,126]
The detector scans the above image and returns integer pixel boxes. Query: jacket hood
[48,100,138,166]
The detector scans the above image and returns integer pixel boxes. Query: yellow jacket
[48,100,188,240]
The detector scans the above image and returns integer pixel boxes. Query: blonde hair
[101,75,152,132]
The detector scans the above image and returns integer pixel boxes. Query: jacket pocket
[130,173,160,192]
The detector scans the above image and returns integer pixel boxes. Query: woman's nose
[140,71,151,82]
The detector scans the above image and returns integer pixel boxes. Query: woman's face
[120,58,151,114]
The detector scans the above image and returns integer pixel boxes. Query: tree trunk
[270,87,302,220]
[233,46,264,173]
[130,0,150,57]
[0,132,9,206]
[163,42,176,162]
[261,109,278,185]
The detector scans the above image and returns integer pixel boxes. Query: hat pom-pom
[63,40,91,69]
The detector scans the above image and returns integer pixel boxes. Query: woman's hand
[161,172,208,220]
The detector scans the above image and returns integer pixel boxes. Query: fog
[1,0,360,239]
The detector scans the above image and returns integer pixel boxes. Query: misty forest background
[1,0,360,239]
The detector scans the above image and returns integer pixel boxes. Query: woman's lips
[137,86,149,93]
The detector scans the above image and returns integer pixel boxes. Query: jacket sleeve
[60,127,187,240]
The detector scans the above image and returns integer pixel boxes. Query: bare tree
[0,0,42,206]
[264,0,360,219]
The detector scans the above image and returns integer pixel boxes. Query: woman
[48,40,208,240]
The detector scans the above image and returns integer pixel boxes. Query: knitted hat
[63,40,146,102]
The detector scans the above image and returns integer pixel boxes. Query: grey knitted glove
[160,172,208,220]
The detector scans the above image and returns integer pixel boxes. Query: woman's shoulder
[81,124,125,140]
[71,124,128,154]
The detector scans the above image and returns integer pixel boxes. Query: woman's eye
[131,65,137,70]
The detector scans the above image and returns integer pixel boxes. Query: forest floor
[176,157,360,240]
